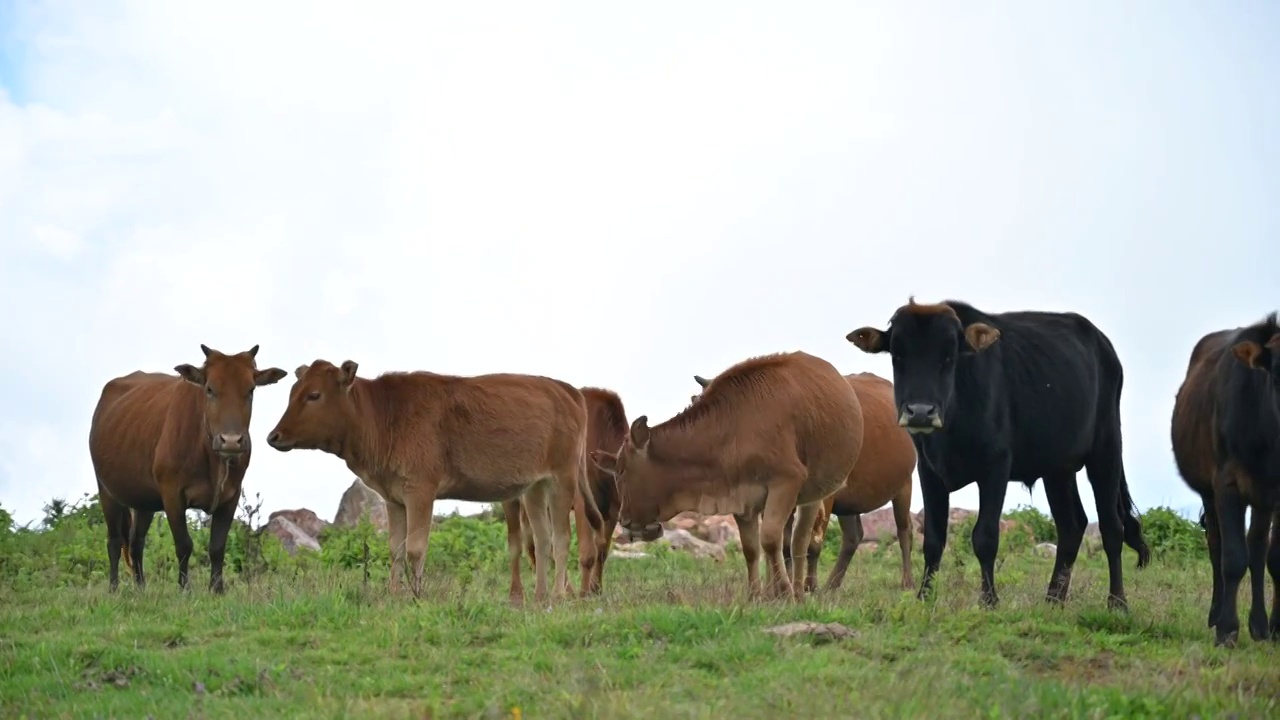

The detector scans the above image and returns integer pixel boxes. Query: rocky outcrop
[262,516,322,554]
[332,479,388,531]
[268,508,330,539]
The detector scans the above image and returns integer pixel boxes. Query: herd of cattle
[85,297,1280,648]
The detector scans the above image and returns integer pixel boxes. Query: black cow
[847,298,1150,610]
[1170,312,1280,646]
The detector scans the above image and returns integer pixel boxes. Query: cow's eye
[306,391,321,402]
[205,385,215,397]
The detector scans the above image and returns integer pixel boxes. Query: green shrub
[1139,505,1206,560]
[1004,505,1057,543]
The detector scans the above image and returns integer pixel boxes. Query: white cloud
[1,1,1276,532]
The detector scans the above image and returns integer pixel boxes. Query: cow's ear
[847,327,887,353]
[963,323,1001,352]
[338,360,359,389]
[629,416,651,450]
[1266,333,1280,351]
[1232,341,1264,369]
[694,375,711,389]
[294,364,311,381]
[175,364,206,386]
[590,450,618,475]
[255,367,288,387]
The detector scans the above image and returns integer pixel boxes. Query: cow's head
[174,344,287,457]
[846,298,1000,434]
[589,416,665,543]
[266,359,360,454]
[1230,312,1280,396]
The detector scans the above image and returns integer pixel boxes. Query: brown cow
[1171,312,1280,646]
[518,386,628,596]
[693,371,917,592]
[265,360,604,604]
[591,351,864,600]
[88,344,287,593]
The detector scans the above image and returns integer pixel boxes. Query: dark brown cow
[1171,312,1280,646]
[88,344,287,593]
[518,386,628,596]
[592,351,864,600]
[694,371,917,592]
[265,360,604,604]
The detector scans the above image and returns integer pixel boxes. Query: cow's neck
[335,379,393,475]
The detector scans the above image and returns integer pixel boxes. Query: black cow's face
[847,302,1001,434]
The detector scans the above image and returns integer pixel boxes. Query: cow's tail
[578,449,604,533]
[120,509,135,574]
[1118,467,1151,569]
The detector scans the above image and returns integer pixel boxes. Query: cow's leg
[402,489,437,598]
[1042,473,1086,604]
[1213,465,1249,647]
[733,511,762,599]
[100,491,129,592]
[207,491,239,595]
[593,494,618,594]
[822,513,863,592]
[972,465,1011,609]
[574,489,598,596]
[805,502,831,594]
[790,501,822,599]
[1084,441,1129,611]
[781,512,795,579]
[501,499,526,606]
[549,472,575,600]
[917,463,950,601]
[761,484,803,601]
[1245,505,1270,641]
[130,510,155,588]
[522,480,558,604]
[386,499,408,594]
[1267,509,1280,640]
[521,502,537,571]
[1202,494,1224,628]
[160,488,194,590]
[892,489,916,590]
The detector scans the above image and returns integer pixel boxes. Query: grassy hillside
[0,497,1275,719]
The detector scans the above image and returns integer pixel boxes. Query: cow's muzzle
[266,430,294,451]
[898,403,944,434]
[213,433,247,456]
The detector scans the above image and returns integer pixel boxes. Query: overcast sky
[1,1,1276,528]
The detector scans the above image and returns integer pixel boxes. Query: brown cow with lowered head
[88,344,287,593]
[592,351,863,600]
[1171,311,1280,646]
[266,360,604,604]
[693,370,917,592]
[517,386,629,596]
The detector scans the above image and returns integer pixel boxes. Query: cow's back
[977,309,1117,474]
[834,373,916,513]
[89,371,182,507]
[436,373,588,483]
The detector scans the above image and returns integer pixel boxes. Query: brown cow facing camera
[266,360,603,605]
[88,344,288,593]
[591,351,864,600]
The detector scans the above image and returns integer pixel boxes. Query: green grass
[1,539,1276,720]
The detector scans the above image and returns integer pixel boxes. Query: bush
[1004,505,1057,543]
[1139,505,1206,560]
